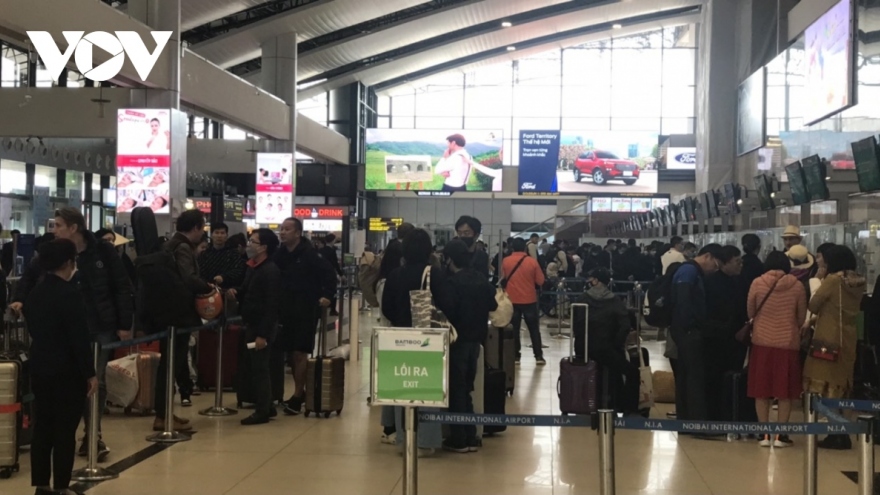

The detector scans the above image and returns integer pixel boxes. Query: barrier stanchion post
[803,392,817,495]
[858,415,874,495]
[71,342,118,482]
[200,321,237,417]
[403,406,418,495]
[598,409,615,495]
[147,327,191,443]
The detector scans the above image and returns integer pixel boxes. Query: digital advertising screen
[666,148,697,170]
[651,198,670,210]
[736,68,766,156]
[804,0,855,125]
[632,198,652,213]
[852,136,880,193]
[116,109,171,214]
[591,198,612,212]
[365,129,503,192]
[520,130,659,194]
[255,153,294,225]
[611,198,632,213]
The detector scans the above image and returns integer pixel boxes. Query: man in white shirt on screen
[435,134,472,192]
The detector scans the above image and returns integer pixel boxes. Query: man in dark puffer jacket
[11,207,133,462]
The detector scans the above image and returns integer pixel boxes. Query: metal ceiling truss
[298,0,616,85]
[226,0,480,77]
[182,0,329,45]
[373,4,702,91]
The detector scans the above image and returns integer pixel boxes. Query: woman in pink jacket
[747,251,807,448]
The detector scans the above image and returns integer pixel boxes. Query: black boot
[818,434,852,450]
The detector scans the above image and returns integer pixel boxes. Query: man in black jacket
[670,244,722,423]
[274,218,336,415]
[454,216,490,279]
[442,239,497,453]
[198,222,246,289]
[11,207,133,461]
[573,268,639,414]
[230,228,281,425]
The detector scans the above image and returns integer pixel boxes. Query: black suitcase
[304,308,344,418]
[721,370,756,422]
[484,368,507,434]
[485,324,515,394]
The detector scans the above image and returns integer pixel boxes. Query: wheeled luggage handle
[319,306,330,356]
[570,303,588,359]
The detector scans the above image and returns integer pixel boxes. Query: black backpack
[643,262,682,328]
[131,207,191,327]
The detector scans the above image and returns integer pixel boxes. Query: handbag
[410,266,458,343]
[735,277,781,345]
[809,282,843,362]
[491,255,527,328]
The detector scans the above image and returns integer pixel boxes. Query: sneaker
[381,433,397,445]
[77,438,110,462]
[536,357,547,366]
[758,435,772,447]
[240,413,270,426]
[181,398,192,407]
[77,439,88,457]
[515,356,521,365]
[467,438,481,452]
[442,441,469,454]
[666,411,677,419]
[152,417,193,432]
[283,396,304,416]
[773,435,793,448]
[818,434,852,450]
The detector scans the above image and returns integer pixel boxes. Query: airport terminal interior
[2,0,880,494]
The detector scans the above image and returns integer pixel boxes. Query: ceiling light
[506,46,516,51]
[770,192,776,198]
[612,23,623,29]
[501,21,512,28]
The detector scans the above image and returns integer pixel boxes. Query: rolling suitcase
[484,367,507,435]
[124,351,161,416]
[197,323,240,390]
[558,303,599,415]
[721,370,756,423]
[485,324,515,395]
[0,359,20,478]
[304,308,344,418]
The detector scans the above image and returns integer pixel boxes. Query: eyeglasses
[248,239,261,245]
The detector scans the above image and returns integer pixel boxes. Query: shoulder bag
[735,277,782,345]
[808,280,843,362]
[491,255,528,328]
[410,266,457,342]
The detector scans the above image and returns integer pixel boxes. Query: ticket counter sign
[371,328,449,407]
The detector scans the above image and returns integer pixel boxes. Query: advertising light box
[365,129,503,192]
[116,109,171,213]
[612,198,632,213]
[666,148,696,170]
[632,198,652,213]
[591,198,612,212]
[651,198,670,210]
[256,153,294,225]
[520,130,659,195]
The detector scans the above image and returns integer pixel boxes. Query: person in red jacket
[502,238,546,365]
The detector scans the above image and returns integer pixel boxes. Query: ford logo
[521,182,537,190]
[675,152,696,164]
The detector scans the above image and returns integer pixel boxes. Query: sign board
[371,328,449,407]
[116,109,172,214]
[32,186,51,232]
[256,153,294,225]
[294,206,346,219]
[368,217,404,232]
[303,219,343,232]
[224,197,244,222]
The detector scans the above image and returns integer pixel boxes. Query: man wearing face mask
[453,215,490,279]
[670,243,723,426]
[10,208,133,462]
[228,229,281,425]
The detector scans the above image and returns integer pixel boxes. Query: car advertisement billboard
[666,147,696,170]
[519,131,659,195]
[116,108,171,213]
[255,153,294,225]
[365,129,503,192]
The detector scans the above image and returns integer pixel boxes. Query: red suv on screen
[573,150,640,186]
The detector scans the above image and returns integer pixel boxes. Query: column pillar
[260,33,298,218]
[695,0,738,193]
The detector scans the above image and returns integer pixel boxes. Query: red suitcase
[558,303,599,415]
[197,323,240,390]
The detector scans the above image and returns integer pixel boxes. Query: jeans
[672,330,708,421]
[32,372,86,490]
[83,331,114,437]
[512,302,543,360]
[394,407,442,449]
[448,341,481,447]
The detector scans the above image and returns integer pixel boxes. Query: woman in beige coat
[803,245,865,450]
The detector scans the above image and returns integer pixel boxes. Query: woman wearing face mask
[23,239,98,495]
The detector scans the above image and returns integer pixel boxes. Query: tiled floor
[2,309,871,494]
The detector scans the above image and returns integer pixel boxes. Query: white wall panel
[473,200,494,227]
[453,199,475,225]
[417,198,438,225]
[435,199,456,227]
[378,198,399,218]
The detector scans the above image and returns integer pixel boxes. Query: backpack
[358,253,383,307]
[643,262,682,328]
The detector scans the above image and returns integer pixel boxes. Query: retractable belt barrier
[101,317,241,351]
[817,397,880,413]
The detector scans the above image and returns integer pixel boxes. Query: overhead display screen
[632,198,652,213]
[611,198,632,213]
[255,153,294,225]
[804,0,855,125]
[801,155,831,201]
[736,69,766,156]
[852,136,880,193]
[591,198,612,212]
[368,217,404,232]
[116,108,171,214]
[365,129,503,192]
[785,161,810,205]
[520,130,659,195]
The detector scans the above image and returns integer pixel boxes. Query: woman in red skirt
[747,251,807,448]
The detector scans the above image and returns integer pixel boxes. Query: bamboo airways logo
[27,31,172,82]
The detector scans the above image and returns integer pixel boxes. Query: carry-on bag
[628,295,654,413]
[304,308,344,418]
[0,359,20,478]
[558,303,599,415]
[483,366,507,435]
[124,351,161,416]
[721,369,757,423]
[485,324,515,395]
[197,322,240,391]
